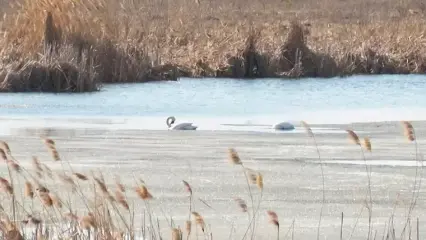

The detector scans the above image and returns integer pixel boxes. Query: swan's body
[166,116,197,130]
[272,122,295,131]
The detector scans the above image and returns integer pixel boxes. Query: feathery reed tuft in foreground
[363,137,372,152]
[346,130,361,145]
[402,121,416,142]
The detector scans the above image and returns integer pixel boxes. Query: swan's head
[166,116,176,127]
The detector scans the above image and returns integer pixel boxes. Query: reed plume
[172,227,182,240]
[363,137,372,152]
[399,121,422,238]
[32,156,43,178]
[228,148,242,165]
[300,120,314,137]
[24,182,34,199]
[301,120,325,240]
[228,148,255,237]
[50,193,63,208]
[267,210,280,240]
[94,177,108,194]
[182,180,192,195]
[346,130,360,145]
[94,177,114,201]
[244,171,265,239]
[39,192,53,207]
[245,168,257,184]
[0,141,11,155]
[0,216,23,240]
[191,212,205,232]
[73,172,88,181]
[114,189,129,210]
[7,160,21,173]
[0,177,13,195]
[42,137,60,161]
[35,183,49,194]
[0,149,6,161]
[185,220,192,235]
[182,179,193,240]
[401,121,415,142]
[135,185,153,200]
[114,175,125,192]
[43,138,55,146]
[346,129,372,240]
[234,197,248,212]
[80,213,96,230]
[256,173,263,190]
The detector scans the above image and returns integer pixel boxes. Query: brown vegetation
[0,0,426,92]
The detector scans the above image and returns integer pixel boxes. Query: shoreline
[0,112,425,129]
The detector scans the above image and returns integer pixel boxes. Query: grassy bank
[0,121,422,239]
[0,0,426,92]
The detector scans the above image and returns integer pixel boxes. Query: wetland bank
[0,0,425,92]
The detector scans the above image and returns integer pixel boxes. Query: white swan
[272,121,295,131]
[166,116,197,130]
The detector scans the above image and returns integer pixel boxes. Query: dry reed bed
[0,0,426,92]
[0,120,421,240]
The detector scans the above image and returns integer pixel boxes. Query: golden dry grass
[0,0,425,92]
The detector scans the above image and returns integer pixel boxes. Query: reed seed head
[401,121,415,142]
[245,168,257,184]
[256,173,263,190]
[135,185,153,200]
[0,177,13,195]
[114,189,129,210]
[0,141,11,155]
[73,172,88,181]
[363,137,372,152]
[94,177,109,194]
[172,227,182,240]
[234,197,247,212]
[39,192,53,207]
[35,183,49,194]
[228,148,242,165]
[42,138,60,161]
[182,180,192,195]
[191,212,205,232]
[114,175,125,192]
[300,120,314,137]
[32,156,43,178]
[24,182,34,199]
[43,138,55,146]
[346,130,360,145]
[50,193,62,208]
[185,220,191,234]
[0,149,6,161]
[267,210,279,227]
[80,214,96,230]
[7,160,21,173]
